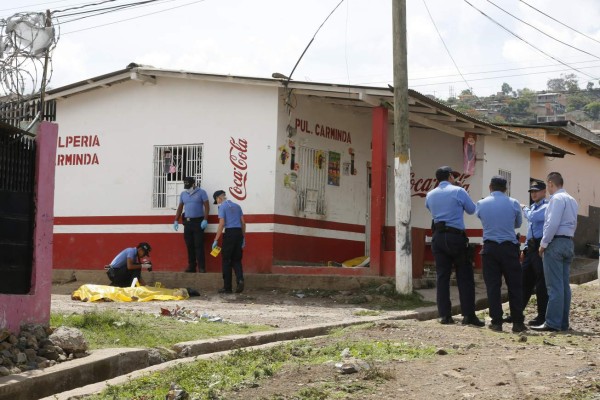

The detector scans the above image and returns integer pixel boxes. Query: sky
[2,0,600,99]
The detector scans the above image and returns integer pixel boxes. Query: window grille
[296,146,326,215]
[498,169,512,196]
[153,144,203,208]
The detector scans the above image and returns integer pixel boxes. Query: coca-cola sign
[411,172,471,198]
[228,137,248,201]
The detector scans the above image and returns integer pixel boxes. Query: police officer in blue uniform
[174,176,210,272]
[425,166,484,327]
[105,242,152,287]
[212,190,246,294]
[521,181,549,326]
[476,175,526,333]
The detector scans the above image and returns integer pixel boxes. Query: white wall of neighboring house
[54,77,280,219]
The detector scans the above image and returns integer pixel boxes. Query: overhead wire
[519,0,600,46]
[486,0,600,61]
[55,0,178,24]
[463,0,599,81]
[421,0,474,95]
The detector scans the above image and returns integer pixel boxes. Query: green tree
[547,73,579,92]
[501,82,512,95]
[567,92,591,111]
[587,81,595,91]
[584,101,600,119]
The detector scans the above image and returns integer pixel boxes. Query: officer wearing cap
[105,242,152,287]
[520,181,548,326]
[476,175,526,333]
[174,177,210,273]
[212,190,246,294]
[425,166,483,327]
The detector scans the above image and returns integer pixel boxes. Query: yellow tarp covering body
[72,284,190,302]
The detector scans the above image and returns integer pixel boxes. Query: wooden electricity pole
[392,0,412,294]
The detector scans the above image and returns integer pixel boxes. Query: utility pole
[392,0,412,294]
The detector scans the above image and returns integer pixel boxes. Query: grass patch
[87,328,437,399]
[50,310,270,349]
[353,310,383,317]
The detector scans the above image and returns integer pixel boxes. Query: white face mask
[186,187,194,194]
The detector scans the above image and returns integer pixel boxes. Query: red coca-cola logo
[411,172,470,198]
[228,137,248,200]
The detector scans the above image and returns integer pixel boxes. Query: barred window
[152,144,203,209]
[296,146,326,215]
[498,169,512,196]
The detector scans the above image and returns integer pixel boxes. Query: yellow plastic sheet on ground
[342,256,370,268]
[71,284,190,302]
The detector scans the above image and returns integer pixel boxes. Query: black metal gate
[0,127,36,294]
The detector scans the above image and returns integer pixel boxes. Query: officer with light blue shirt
[425,166,483,327]
[476,175,526,333]
[212,190,246,294]
[532,172,578,332]
[521,181,549,326]
[174,177,210,273]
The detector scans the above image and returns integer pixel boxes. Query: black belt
[437,226,464,235]
[184,217,203,222]
[224,227,242,232]
[554,235,572,239]
[484,240,515,245]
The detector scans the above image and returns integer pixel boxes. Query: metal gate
[0,129,36,294]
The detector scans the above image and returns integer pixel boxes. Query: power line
[463,0,598,82]
[486,0,600,61]
[0,0,73,13]
[60,0,205,34]
[421,0,474,95]
[519,0,600,46]
[55,0,177,24]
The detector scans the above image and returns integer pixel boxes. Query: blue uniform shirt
[425,181,476,230]
[179,187,209,218]
[218,199,244,229]
[110,247,137,269]
[476,191,522,244]
[523,198,548,241]
[541,189,578,248]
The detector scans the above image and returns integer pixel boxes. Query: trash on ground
[160,306,223,323]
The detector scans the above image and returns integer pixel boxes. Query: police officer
[521,181,548,326]
[425,166,483,327]
[476,175,526,333]
[105,242,152,287]
[174,176,210,273]
[532,172,578,332]
[212,190,246,294]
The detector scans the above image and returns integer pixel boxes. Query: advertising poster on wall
[328,151,340,186]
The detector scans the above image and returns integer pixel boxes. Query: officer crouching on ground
[476,176,526,333]
[212,190,246,294]
[425,166,484,327]
[105,242,152,287]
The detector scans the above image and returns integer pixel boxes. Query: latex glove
[212,240,218,249]
[241,237,246,249]
[201,219,208,230]
[173,221,179,231]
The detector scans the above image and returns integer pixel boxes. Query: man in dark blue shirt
[521,181,548,326]
[476,175,526,333]
[425,166,483,327]
[105,242,152,287]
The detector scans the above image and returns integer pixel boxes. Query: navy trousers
[522,239,548,320]
[221,228,244,291]
[183,218,206,272]
[482,241,524,325]
[431,231,476,318]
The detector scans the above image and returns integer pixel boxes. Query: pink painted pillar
[0,122,57,333]
[370,107,388,275]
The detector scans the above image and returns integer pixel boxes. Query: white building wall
[274,93,372,226]
[53,77,279,219]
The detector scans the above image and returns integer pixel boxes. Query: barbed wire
[0,11,59,102]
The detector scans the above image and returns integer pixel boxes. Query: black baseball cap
[183,176,195,185]
[528,182,546,192]
[213,190,226,204]
[435,166,460,181]
[137,242,151,255]
[490,175,507,188]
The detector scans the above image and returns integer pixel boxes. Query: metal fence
[152,144,203,209]
[0,129,36,294]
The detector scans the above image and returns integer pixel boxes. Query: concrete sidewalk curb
[27,313,413,400]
